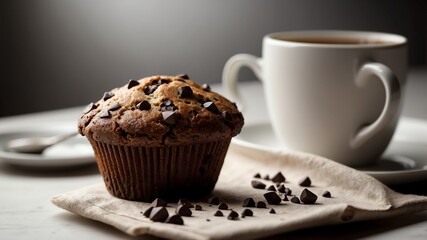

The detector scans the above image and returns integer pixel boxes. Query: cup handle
[222,54,263,111]
[351,62,401,148]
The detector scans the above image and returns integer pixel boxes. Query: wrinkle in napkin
[52,144,427,240]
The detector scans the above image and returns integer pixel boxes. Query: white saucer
[233,117,427,185]
[0,122,95,169]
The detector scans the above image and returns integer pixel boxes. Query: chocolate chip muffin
[78,74,244,201]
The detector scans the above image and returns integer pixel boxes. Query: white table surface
[1,68,426,240]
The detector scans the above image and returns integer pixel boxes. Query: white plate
[233,117,427,185]
[0,122,95,168]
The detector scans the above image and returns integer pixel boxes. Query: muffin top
[78,75,244,146]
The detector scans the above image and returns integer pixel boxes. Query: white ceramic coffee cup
[223,30,407,167]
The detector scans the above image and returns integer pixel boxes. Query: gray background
[1,0,426,117]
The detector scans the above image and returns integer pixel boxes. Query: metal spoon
[4,132,78,154]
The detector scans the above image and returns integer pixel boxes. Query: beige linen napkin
[52,144,427,240]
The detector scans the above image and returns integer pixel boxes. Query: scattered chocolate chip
[165,215,184,225]
[128,79,139,89]
[150,198,168,207]
[202,83,211,92]
[284,188,292,196]
[253,173,261,178]
[252,180,266,189]
[218,203,228,210]
[242,198,256,207]
[269,209,276,214]
[267,185,277,191]
[136,100,151,111]
[102,92,114,101]
[300,188,318,204]
[178,86,193,98]
[203,101,220,114]
[178,199,194,208]
[283,195,289,201]
[83,102,97,114]
[227,210,239,220]
[149,207,169,222]
[142,207,153,217]
[143,85,157,95]
[256,201,267,208]
[264,175,270,180]
[162,111,177,124]
[195,205,202,211]
[176,205,192,216]
[206,219,210,222]
[263,192,282,205]
[271,172,286,183]
[241,209,253,217]
[176,73,189,79]
[214,210,223,217]
[108,103,121,111]
[277,184,286,193]
[208,197,220,205]
[299,176,311,187]
[290,196,300,204]
[322,191,332,198]
[100,110,111,119]
[221,111,233,123]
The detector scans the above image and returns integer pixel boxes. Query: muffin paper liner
[89,138,231,201]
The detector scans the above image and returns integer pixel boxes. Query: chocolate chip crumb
[214,210,223,217]
[269,209,276,214]
[162,111,177,125]
[242,198,256,207]
[165,215,184,225]
[100,110,111,119]
[227,210,239,220]
[149,207,169,222]
[176,205,192,216]
[83,102,97,114]
[267,185,276,192]
[103,92,114,101]
[299,176,312,187]
[253,173,261,178]
[241,209,253,217]
[218,203,228,210]
[150,198,168,207]
[202,83,211,92]
[128,79,140,89]
[300,188,318,204]
[322,191,332,198]
[178,86,193,98]
[203,101,220,114]
[271,172,286,183]
[136,100,151,111]
[108,103,121,111]
[283,195,289,201]
[176,73,189,79]
[277,184,286,193]
[290,196,300,204]
[263,192,282,205]
[251,180,266,189]
[206,219,211,222]
[208,197,220,205]
[256,201,267,208]
[142,207,153,217]
[195,205,202,211]
[178,199,194,208]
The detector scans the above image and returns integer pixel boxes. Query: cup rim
[265,30,407,49]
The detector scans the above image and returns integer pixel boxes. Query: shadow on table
[0,162,99,177]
